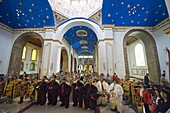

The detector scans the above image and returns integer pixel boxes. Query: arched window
[134,43,145,66]
[31,49,37,61]
[30,62,36,71]
[22,46,27,60]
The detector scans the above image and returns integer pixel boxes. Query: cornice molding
[96,38,113,45]
[101,24,115,30]
[44,38,62,44]
[163,26,170,36]
[44,26,57,31]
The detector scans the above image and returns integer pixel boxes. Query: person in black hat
[47,75,59,106]
[59,79,71,108]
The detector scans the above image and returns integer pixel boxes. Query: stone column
[41,27,62,78]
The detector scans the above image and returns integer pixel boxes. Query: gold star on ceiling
[146,11,149,14]
[31,17,34,20]
[0,16,2,18]
[38,23,40,25]
[142,7,145,10]
[131,20,134,23]
[155,19,158,21]
[121,2,124,5]
[122,22,124,24]
[144,18,147,21]
[116,12,118,15]
[46,16,49,19]
[137,4,140,6]
[159,5,161,8]
[138,22,140,24]
[18,23,21,26]
[162,13,165,15]
[112,20,114,22]
[43,20,46,23]
[19,2,22,5]
[32,4,34,6]
[38,15,40,17]
[46,8,48,10]
[156,12,158,14]
[108,14,111,17]
[6,14,9,16]
[29,9,32,12]
[27,20,29,22]
[138,14,140,16]
[121,16,123,18]
[8,21,10,24]
[127,4,130,8]
[112,4,114,6]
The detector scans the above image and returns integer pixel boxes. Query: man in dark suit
[84,79,98,110]
[60,79,71,108]
[72,78,84,107]
[47,75,59,106]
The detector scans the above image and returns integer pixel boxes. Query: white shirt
[96,81,109,94]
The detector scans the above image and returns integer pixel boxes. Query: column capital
[44,39,62,44]
[101,24,115,30]
[44,26,57,32]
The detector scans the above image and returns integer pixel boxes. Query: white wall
[0,26,13,74]
[153,23,170,81]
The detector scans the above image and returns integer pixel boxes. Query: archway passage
[74,58,77,73]
[60,49,68,72]
[123,29,161,82]
[8,32,44,77]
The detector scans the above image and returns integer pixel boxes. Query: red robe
[136,88,151,104]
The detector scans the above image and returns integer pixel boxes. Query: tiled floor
[0,98,135,113]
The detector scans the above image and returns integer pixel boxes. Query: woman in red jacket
[136,83,151,113]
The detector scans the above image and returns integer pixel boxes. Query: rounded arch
[8,32,44,75]
[56,18,103,42]
[123,29,161,82]
[60,48,69,72]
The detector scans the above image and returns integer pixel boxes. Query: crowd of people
[0,72,170,113]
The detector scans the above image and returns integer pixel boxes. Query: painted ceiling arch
[63,26,98,55]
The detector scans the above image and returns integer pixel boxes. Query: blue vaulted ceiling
[0,0,169,28]
[102,0,169,26]
[64,26,98,55]
[0,0,54,28]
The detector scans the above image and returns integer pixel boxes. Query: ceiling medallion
[81,46,88,49]
[80,40,88,44]
[76,30,87,37]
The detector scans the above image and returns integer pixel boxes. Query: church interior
[0,0,170,113]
